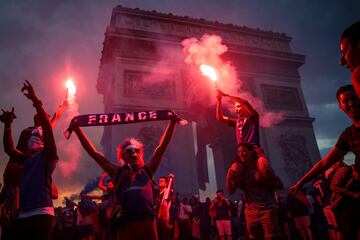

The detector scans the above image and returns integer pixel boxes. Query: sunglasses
[124,148,140,154]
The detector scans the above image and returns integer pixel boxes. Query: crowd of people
[0,182,350,240]
[0,21,359,240]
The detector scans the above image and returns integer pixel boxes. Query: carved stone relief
[98,7,319,195]
[118,39,159,59]
[114,13,291,53]
[123,70,176,99]
[261,84,303,111]
[278,131,313,180]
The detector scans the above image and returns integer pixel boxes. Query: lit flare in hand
[65,77,76,104]
[199,64,218,82]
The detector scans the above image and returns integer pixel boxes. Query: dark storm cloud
[0,0,359,197]
[0,0,117,192]
[200,0,359,152]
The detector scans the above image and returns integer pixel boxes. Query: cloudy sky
[0,0,359,203]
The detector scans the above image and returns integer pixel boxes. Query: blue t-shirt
[229,115,260,146]
[241,165,275,210]
[19,151,57,211]
[115,166,156,221]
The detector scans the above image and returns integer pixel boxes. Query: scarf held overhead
[64,110,182,139]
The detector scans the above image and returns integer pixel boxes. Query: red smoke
[181,34,284,127]
[56,79,81,177]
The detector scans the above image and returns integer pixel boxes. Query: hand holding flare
[65,77,76,104]
[199,64,219,89]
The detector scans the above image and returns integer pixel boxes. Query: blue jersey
[229,115,260,146]
[115,166,156,221]
[19,151,57,211]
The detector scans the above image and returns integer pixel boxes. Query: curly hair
[336,84,355,101]
[116,138,144,165]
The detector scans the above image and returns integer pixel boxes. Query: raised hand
[69,118,79,130]
[218,90,229,97]
[216,90,223,101]
[60,99,69,108]
[216,90,229,101]
[21,80,38,102]
[0,107,16,124]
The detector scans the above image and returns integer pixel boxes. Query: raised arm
[50,99,68,128]
[216,90,235,125]
[221,90,258,117]
[147,120,177,174]
[1,108,24,157]
[73,126,117,178]
[289,147,344,196]
[21,80,57,161]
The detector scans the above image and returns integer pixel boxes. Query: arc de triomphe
[97,6,321,197]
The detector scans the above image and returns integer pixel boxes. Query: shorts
[215,220,231,236]
[245,207,281,239]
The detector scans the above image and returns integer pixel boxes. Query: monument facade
[97,6,321,197]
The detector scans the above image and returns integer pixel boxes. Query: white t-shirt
[179,203,192,220]
[18,207,54,219]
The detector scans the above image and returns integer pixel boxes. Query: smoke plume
[181,34,284,127]
[56,100,82,177]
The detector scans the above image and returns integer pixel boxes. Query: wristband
[33,100,43,107]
